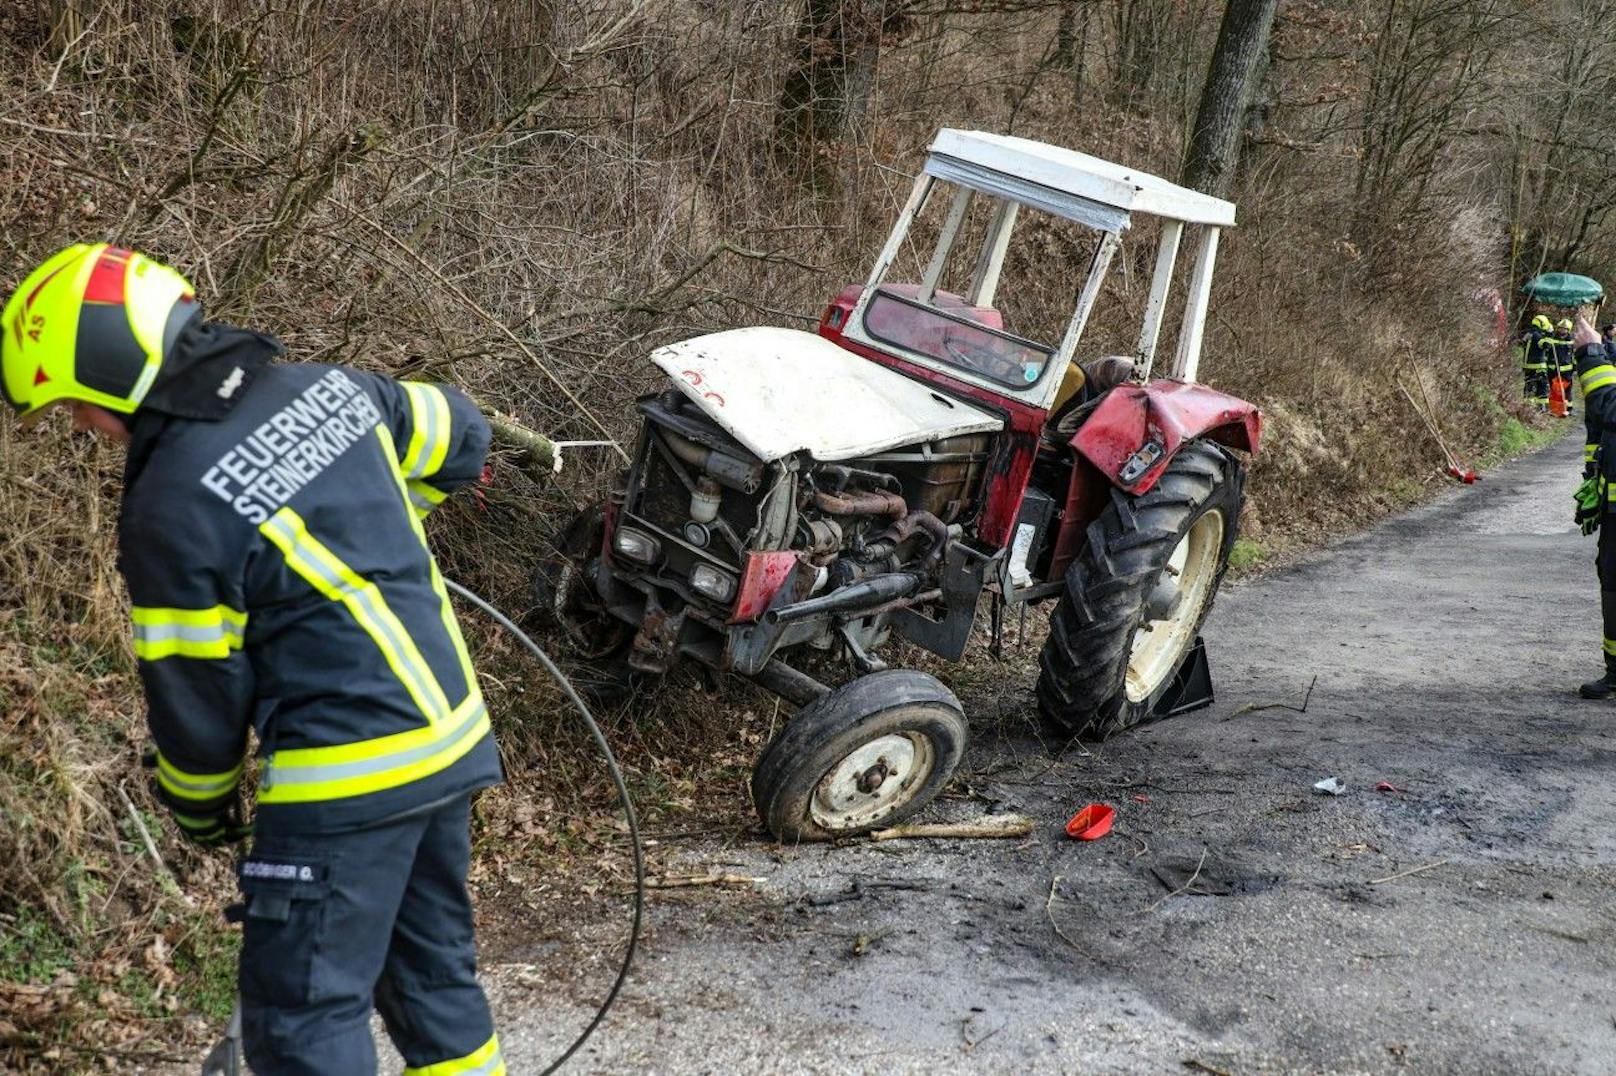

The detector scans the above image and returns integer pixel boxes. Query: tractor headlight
[689,563,737,604]
[613,527,661,565]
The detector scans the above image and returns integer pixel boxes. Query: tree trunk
[1180,0,1279,198]
[773,0,886,157]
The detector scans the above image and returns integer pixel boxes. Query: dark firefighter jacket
[118,319,499,835]
[1553,333,1576,379]
[1521,329,1555,373]
[1577,342,1616,484]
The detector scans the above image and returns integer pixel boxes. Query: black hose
[444,578,643,1075]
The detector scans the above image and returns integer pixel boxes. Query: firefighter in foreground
[1572,314,1616,698]
[1,245,505,1075]
[1521,314,1555,410]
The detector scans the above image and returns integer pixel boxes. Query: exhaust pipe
[763,572,922,626]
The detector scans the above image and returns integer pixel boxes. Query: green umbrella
[1522,272,1604,307]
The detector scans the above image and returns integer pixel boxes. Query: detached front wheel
[1036,440,1242,738]
[751,669,968,842]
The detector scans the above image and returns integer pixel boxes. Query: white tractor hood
[649,327,1003,462]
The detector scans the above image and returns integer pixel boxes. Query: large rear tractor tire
[751,669,968,842]
[530,505,654,705]
[1036,440,1242,738]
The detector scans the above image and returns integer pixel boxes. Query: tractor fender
[1070,380,1261,495]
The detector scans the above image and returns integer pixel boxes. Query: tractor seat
[1043,356,1136,445]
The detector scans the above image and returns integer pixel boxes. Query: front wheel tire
[750,669,968,842]
[1036,440,1242,738]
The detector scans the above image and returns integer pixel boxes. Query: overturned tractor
[537,129,1260,841]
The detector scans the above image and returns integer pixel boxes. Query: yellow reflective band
[400,382,454,480]
[156,752,243,803]
[403,1034,505,1076]
[1580,365,1616,395]
[1587,445,1598,462]
[1604,638,1616,657]
[171,810,221,832]
[408,479,449,519]
[260,508,452,724]
[377,428,481,699]
[131,605,246,661]
[258,692,490,803]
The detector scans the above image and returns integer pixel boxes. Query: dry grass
[0,1,1545,1067]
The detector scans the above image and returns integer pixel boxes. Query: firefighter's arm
[121,505,254,844]
[364,373,493,518]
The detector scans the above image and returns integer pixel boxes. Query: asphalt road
[445,432,1616,1074]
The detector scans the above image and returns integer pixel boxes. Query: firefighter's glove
[1575,476,1602,536]
[172,799,253,849]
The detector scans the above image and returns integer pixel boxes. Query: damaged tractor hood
[649,327,1003,462]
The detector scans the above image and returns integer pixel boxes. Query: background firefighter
[1554,317,1578,417]
[1,244,507,1076]
[1572,315,1616,699]
[1521,314,1555,410]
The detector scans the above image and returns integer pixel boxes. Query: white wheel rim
[1125,509,1225,703]
[810,731,935,831]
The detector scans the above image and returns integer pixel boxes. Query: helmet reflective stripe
[1,243,197,419]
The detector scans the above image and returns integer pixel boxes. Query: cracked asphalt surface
[448,432,1616,1073]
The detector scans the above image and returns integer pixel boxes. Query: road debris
[1227,675,1317,718]
[1313,777,1346,796]
[1065,803,1116,840]
[1369,861,1445,886]
[644,873,766,889]
[1375,781,1402,793]
[870,814,1033,841]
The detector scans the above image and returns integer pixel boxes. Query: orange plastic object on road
[1065,803,1115,840]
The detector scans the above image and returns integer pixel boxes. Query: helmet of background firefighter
[1558,318,1575,334]
[3,244,198,421]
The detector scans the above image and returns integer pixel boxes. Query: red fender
[1070,380,1261,495]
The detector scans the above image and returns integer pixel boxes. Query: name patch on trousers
[201,369,383,524]
[240,858,326,884]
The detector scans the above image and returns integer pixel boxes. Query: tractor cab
[818,129,1238,426]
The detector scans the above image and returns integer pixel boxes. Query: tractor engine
[609,389,992,671]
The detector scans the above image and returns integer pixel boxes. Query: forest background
[1,0,1611,1067]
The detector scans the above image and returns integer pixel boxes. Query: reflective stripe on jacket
[1578,343,1616,487]
[119,342,499,833]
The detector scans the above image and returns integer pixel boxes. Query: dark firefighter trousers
[237,794,499,1075]
[1599,516,1616,677]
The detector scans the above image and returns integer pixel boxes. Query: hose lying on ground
[445,578,645,1075]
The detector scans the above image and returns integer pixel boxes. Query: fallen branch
[115,783,194,910]
[870,814,1033,842]
[1369,860,1445,886]
[1141,848,1208,913]
[644,873,765,889]
[480,407,561,474]
[1227,675,1317,718]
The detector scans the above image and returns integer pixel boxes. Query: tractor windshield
[863,288,1053,389]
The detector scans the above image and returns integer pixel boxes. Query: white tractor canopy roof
[650,327,1003,463]
[925,129,1237,230]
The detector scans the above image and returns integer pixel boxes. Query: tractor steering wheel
[941,333,1026,384]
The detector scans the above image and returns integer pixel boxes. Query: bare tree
[1181,0,1280,197]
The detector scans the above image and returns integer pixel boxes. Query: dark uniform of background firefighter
[1570,315,1616,698]
[0,244,507,1076]
[1522,314,1555,410]
[1553,318,1578,416]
